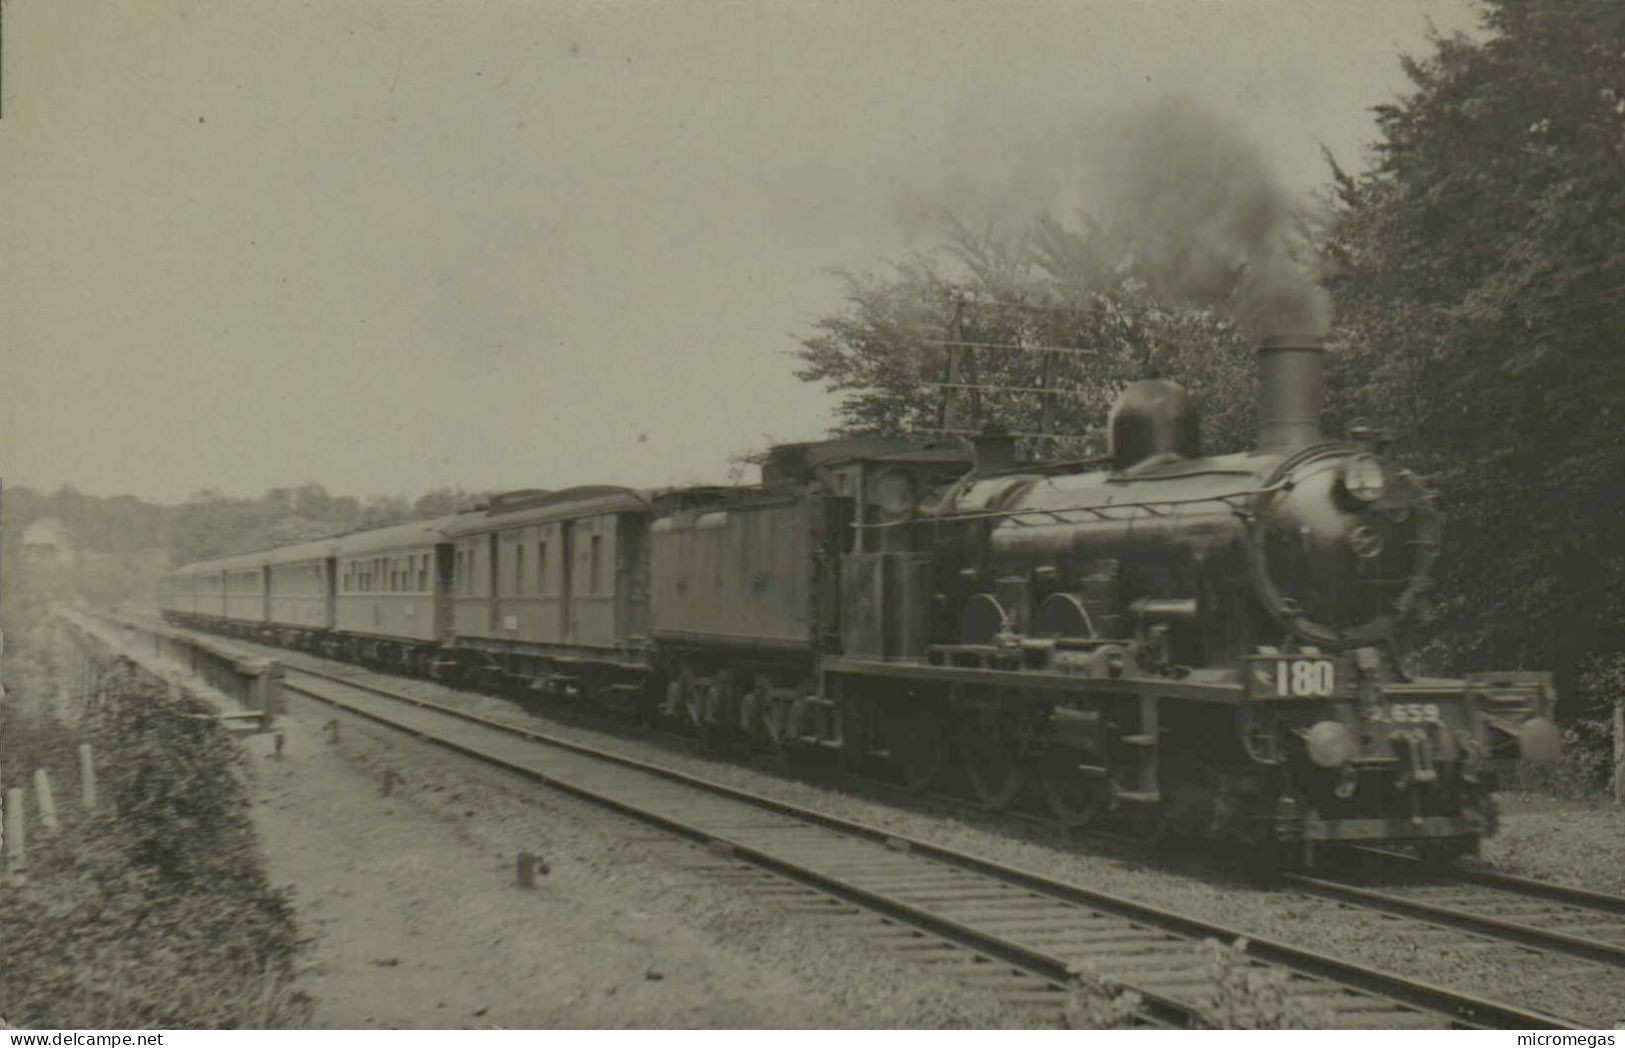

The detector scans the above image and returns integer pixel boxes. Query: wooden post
[4,787,26,876]
[1614,697,1623,806]
[33,769,59,834]
[264,662,285,715]
[79,743,97,810]
[516,852,549,887]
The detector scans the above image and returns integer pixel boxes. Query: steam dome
[1108,379,1201,470]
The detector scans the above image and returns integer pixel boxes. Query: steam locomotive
[162,335,1560,865]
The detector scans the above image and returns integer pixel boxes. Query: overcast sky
[0,0,1482,504]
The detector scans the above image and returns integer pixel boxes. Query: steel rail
[1350,846,1625,916]
[281,663,1578,1030]
[1283,872,1625,970]
[1456,868,1625,915]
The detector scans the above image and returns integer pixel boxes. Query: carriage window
[590,534,603,594]
[537,541,546,594]
[515,543,525,595]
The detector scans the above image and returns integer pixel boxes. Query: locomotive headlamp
[1516,717,1562,764]
[1341,454,1386,503]
[1304,720,1359,768]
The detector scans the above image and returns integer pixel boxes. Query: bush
[1557,654,1623,797]
[1064,964,1144,1029]
[1065,939,1336,1030]
[0,636,309,1028]
[1194,938,1334,1029]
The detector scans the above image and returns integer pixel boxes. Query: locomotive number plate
[1366,702,1442,725]
[1250,657,1338,698]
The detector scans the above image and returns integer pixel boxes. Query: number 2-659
[1368,703,1442,724]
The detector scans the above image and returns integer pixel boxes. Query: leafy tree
[413,487,487,518]
[1324,0,1625,694]
[795,214,1258,459]
[357,495,413,530]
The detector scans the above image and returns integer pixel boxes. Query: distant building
[20,517,76,570]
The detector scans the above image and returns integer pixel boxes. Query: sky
[0,0,1483,504]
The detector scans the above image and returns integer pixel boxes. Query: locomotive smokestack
[1256,334,1325,452]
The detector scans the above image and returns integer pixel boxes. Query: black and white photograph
[1,0,1622,1034]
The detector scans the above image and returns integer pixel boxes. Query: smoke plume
[1085,94,1333,336]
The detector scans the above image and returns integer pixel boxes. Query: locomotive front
[916,335,1560,861]
[1224,338,1557,858]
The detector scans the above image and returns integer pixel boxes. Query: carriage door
[433,544,455,641]
[487,534,501,632]
[324,557,338,628]
[818,496,855,648]
[619,512,649,639]
[559,521,575,643]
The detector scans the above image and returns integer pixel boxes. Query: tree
[357,495,413,530]
[795,214,1258,459]
[412,488,485,518]
[1324,0,1625,693]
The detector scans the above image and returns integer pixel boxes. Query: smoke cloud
[1084,94,1333,336]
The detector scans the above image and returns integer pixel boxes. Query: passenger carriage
[440,487,652,702]
[330,516,459,673]
[264,536,340,646]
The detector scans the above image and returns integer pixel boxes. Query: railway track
[276,661,1579,1030]
[1285,856,1625,971]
